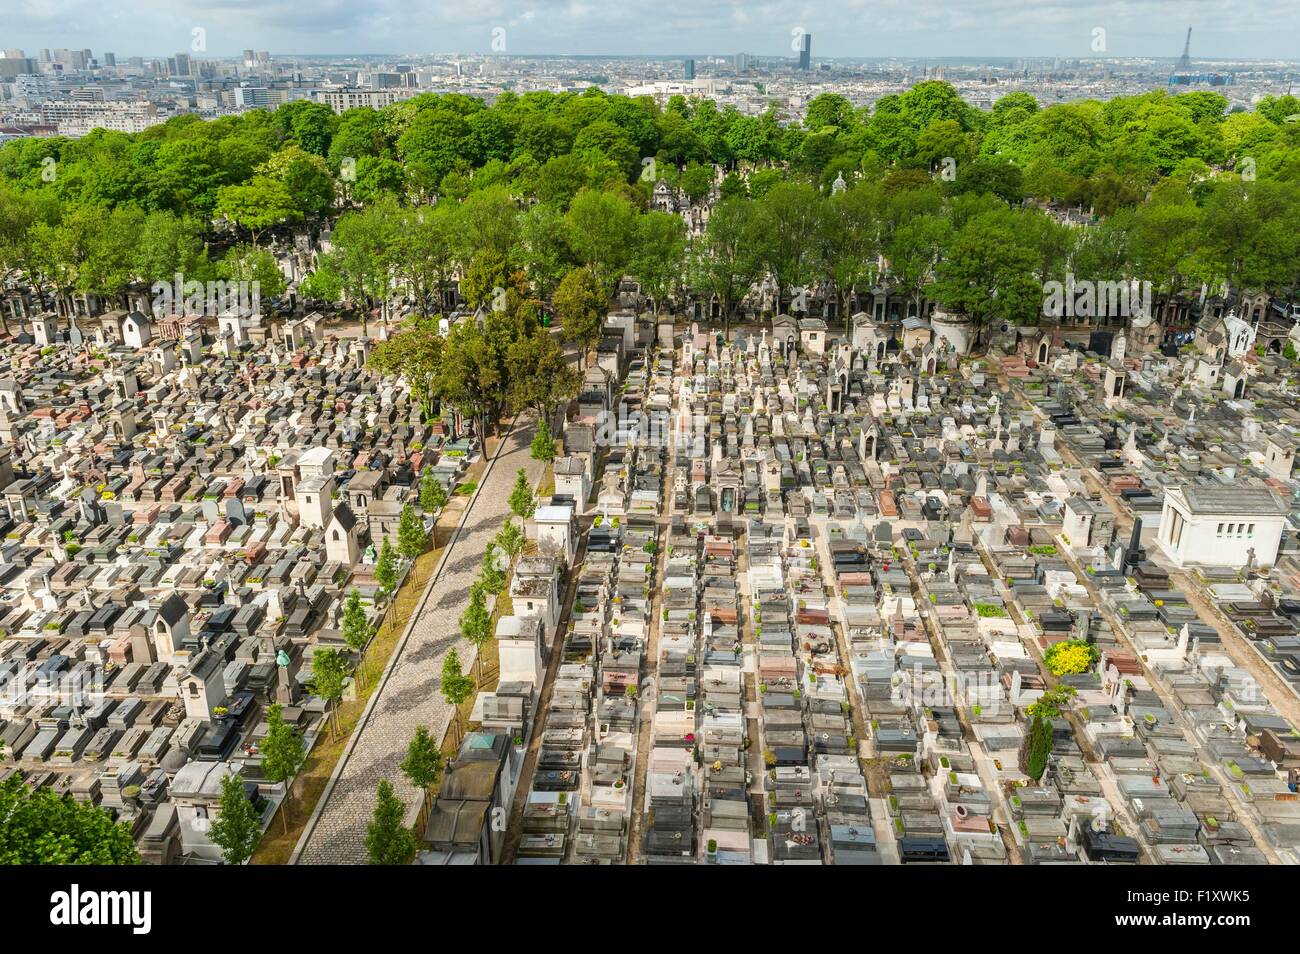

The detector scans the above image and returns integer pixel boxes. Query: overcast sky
[6,0,1296,61]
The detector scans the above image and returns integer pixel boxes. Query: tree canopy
[6,83,1300,342]
[0,776,140,864]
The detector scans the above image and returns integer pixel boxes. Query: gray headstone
[78,489,104,527]
[225,497,248,527]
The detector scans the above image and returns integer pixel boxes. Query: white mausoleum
[1158,485,1288,569]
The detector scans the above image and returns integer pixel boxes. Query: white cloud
[6,0,1296,59]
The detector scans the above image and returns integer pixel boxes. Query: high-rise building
[102,52,116,67]
[798,32,812,70]
[0,57,38,77]
[234,86,272,108]
[683,58,695,81]
[52,48,89,70]
[733,52,749,72]
[169,52,193,77]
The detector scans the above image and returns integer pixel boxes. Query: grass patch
[536,459,555,500]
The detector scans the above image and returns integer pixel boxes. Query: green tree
[401,725,444,793]
[277,99,337,156]
[460,582,495,685]
[514,203,573,298]
[565,188,636,288]
[438,317,505,440]
[573,119,640,179]
[629,210,687,315]
[687,196,763,331]
[208,771,262,865]
[341,588,373,684]
[1029,685,1076,719]
[217,244,288,302]
[509,467,536,520]
[393,202,458,314]
[1023,712,1053,781]
[495,519,525,558]
[350,155,406,204]
[420,467,448,513]
[553,266,607,367]
[369,314,445,421]
[440,647,476,743]
[262,145,336,219]
[400,725,444,829]
[479,544,506,594]
[132,210,208,286]
[365,779,417,865]
[332,199,401,333]
[397,503,427,567]
[459,246,510,311]
[214,175,303,245]
[456,184,519,265]
[299,256,346,304]
[805,92,855,131]
[820,182,884,317]
[260,703,306,834]
[398,106,472,197]
[329,108,393,167]
[751,181,826,309]
[676,161,714,202]
[375,536,399,595]
[507,327,581,415]
[311,647,349,739]
[29,203,98,317]
[933,209,1043,331]
[530,416,557,462]
[0,776,140,864]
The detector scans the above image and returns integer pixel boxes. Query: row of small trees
[352,723,447,866]
[209,703,306,863]
[224,430,548,865]
[209,720,436,867]
[350,427,548,863]
[362,471,454,864]
[207,468,450,865]
[360,424,553,863]
[360,450,549,863]
[202,428,557,866]
[441,472,535,742]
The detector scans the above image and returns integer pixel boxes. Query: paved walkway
[294,416,542,864]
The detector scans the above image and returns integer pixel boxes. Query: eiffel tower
[1175,27,1192,72]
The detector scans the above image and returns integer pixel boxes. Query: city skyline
[6,0,1300,61]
